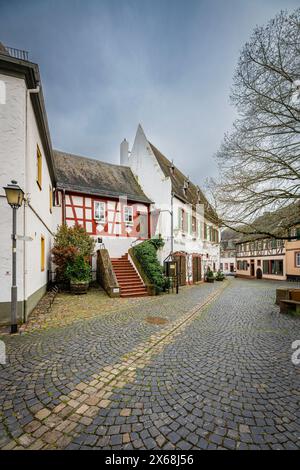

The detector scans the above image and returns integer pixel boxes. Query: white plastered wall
[0,74,26,311]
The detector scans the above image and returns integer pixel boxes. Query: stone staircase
[111,254,148,298]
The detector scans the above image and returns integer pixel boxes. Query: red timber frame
[61,191,150,239]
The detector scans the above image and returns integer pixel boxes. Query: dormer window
[183,178,189,196]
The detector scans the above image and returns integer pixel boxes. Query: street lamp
[3,180,24,334]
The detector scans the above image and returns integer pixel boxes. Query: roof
[148,142,218,223]
[234,203,300,243]
[0,43,56,184]
[54,150,152,204]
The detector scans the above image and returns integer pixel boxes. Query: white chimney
[120,138,129,166]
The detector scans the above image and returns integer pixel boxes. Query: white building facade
[0,48,57,324]
[124,125,220,284]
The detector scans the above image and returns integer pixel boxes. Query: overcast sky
[1,0,299,186]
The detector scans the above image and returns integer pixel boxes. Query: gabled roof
[148,142,218,224]
[54,150,151,204]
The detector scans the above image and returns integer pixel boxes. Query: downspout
[23,87,28,322]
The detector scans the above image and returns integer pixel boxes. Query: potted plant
[205,267,215,283]
[66,255,91,294]
[215,269,225,281]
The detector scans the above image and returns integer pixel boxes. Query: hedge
[133,238,165,292]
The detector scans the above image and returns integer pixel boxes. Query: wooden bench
[276,288,300,305]
[279,299,300,316]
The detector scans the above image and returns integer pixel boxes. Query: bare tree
[211,8,300,238]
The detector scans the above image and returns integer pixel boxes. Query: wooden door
[174,253,187,286]
[192,256,202,283]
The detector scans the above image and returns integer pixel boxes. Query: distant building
[220,234,237,274]
[235,205,300,282]
[236,238,286,280]
[286,225,300,281]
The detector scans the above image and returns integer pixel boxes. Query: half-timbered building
[53,150,152,263]
[236,238,286,280]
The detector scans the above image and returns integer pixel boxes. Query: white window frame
[94,201,106,222]
[296,252,300,267]
[124,205,133,225]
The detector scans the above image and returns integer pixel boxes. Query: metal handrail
[130,238,143,248]
[2,46,29,61]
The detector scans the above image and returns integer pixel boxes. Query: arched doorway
[256,268,262,279]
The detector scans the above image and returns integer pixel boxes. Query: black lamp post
[3,180,24,334]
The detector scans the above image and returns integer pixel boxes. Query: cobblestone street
[0,279,299,450]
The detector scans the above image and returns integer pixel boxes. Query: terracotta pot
[70,281,89,294]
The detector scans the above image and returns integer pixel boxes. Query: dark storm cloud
[0,0,298,186]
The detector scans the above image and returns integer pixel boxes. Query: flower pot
[206,278,214,283]
[70,280,89,294]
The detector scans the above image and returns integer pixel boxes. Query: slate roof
[148,142,218,223]
[229,203,300,244]
[53,150,151,204]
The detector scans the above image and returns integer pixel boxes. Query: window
[36,145,42,189]
[94,201,106,222]
[178,208,184,231]
[41,236,45,272]
[237,260,248,271]
[49,185,53,213]
[263,259,283,276]
[296,253,300,267]
[124,206,133,225]
[290,227,300,240]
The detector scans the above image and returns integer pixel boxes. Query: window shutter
[178,207,182,230]
[197,221,201,239]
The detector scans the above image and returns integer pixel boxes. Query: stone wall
[96,249,120,297]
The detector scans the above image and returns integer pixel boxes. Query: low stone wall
[128,247,156,296]
[96,249,120,298]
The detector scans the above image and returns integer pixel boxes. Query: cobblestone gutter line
[1,281,229,450]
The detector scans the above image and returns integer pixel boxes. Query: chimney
[120,138,129,166]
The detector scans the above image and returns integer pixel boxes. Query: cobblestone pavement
[0,279,300,450]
